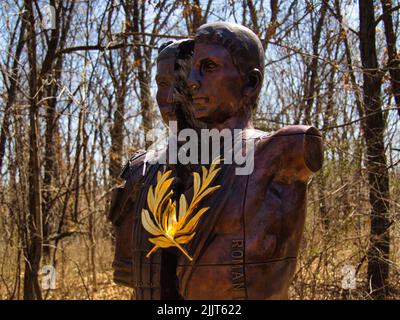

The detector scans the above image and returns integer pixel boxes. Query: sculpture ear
[243,68,262,97]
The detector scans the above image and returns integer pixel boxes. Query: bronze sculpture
[174,22,323,299]
[108,22,323,300]
[108,39,197,299]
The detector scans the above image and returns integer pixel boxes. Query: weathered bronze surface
[108,22,323,300]
[174,22,323,299]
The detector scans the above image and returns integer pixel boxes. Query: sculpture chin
[193,107,210,121]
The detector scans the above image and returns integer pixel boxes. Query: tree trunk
[107,18,128,184]
[43,57,62,262]
[359,0,391,299]
[334,0,366,135]
[131,0,154,148]
[184,0,205,35]
[303,1,327,124]
[42,0,75,263]
[24,0,43,300]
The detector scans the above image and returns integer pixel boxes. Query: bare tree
[24,0,43,300]
[359,0,391,299]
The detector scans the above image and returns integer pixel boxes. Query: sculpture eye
[201,60,218,72]
[157,81,169,88]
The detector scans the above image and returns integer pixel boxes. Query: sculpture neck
[210,116,254,131]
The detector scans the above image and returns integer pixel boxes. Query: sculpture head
[156,40,180,124]
[157,40,207,208]
[188,22,264,127]
[156,39,206,131]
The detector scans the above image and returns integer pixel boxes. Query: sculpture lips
[193,97,209,106]
[161,105,175,117]
[193,97,209,113]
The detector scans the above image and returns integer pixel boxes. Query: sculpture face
[188,43,246,124]
[156,57,176,124]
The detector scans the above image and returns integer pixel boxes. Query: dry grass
[1,179,399,300]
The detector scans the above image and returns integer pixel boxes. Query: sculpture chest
[110,126,322,300]
[176,129,318,299]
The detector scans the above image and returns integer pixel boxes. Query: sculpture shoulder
[120,149,147,181]
[257,125,323,181]
[274,125,323,172]
[272,124,322,137]
[108,150,146,225]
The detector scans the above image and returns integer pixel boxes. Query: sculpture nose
[188,69,201,91]
[166,87,174,103]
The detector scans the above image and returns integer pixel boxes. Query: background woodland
[0,0,399,299]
